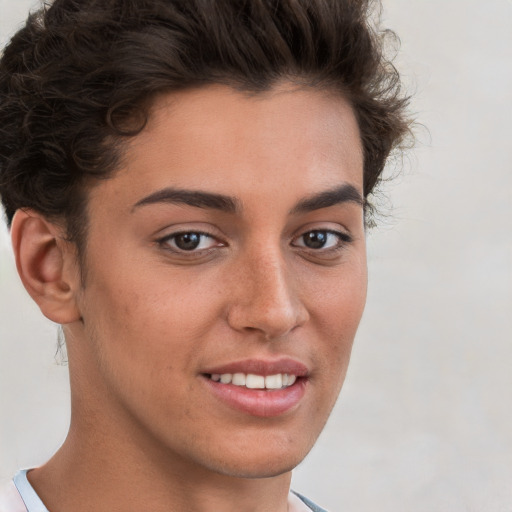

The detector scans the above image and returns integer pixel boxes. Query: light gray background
[1,1,511,511]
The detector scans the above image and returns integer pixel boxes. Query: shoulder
[291,490,330,512]
[0,479,27,512]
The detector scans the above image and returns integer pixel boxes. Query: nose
[226,250,309,339]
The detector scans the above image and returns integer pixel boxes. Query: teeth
[265,374,282,389]
[246,374,265,389]
[209,372,297,389]
[220,374,232,384]
[232,373,246,386]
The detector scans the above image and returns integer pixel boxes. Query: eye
[293,230,351,250]
[160,231,221,252]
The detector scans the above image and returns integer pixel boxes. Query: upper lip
[202,358,309,377]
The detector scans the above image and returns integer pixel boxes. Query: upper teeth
[210,373,297,389]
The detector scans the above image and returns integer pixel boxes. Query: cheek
[306,262,367,379]
[310,262,367,333]
[82,265,221,374]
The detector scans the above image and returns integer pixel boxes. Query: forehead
[89,83,363,215]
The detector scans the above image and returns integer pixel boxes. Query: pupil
[304,231,327,249]
[175,233,201,250]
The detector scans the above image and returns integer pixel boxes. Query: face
[68,83,367,479]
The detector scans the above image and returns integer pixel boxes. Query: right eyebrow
[131,187,240,214]
[290,184,364,214]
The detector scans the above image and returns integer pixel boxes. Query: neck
[28,397,293,512]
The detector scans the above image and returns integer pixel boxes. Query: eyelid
[292,229,350,245]
[291,221,352,241]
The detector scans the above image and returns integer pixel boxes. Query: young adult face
[66,83,367,479]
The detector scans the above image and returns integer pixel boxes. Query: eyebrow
[132,183,363,215]
[132,188,240,213]
[290,184,364,214]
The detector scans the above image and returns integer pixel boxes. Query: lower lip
[202,376,307,417]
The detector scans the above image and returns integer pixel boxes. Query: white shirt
[0,471,48,512]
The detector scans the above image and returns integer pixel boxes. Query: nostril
[227,301,308,339]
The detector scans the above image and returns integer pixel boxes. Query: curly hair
[0,0,410,246]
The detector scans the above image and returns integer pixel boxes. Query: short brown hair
[0,0,410,245]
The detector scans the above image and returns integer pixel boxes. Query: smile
[201,359,308,417]
[208,373,297,389]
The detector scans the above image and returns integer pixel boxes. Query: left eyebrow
[290,184,364,214]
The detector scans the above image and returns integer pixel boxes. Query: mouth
[200,359,308,417]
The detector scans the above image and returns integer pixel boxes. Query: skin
[12,83,367,512]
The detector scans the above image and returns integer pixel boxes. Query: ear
[10,209,82,324]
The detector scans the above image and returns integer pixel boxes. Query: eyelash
[157,228,352,258]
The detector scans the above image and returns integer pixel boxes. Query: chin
[207,454,304,479]
[192,436,314,479]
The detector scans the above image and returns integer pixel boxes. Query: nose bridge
[227,244,308,338]
[249,248,291,308]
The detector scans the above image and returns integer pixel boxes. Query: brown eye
[161,232,219,252]
[292,229,352,251]
[174,233,201,251]
[302,231,329,249]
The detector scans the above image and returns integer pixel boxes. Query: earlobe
[10,209,82,324]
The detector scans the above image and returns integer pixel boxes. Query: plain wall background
[1,1,511,511]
